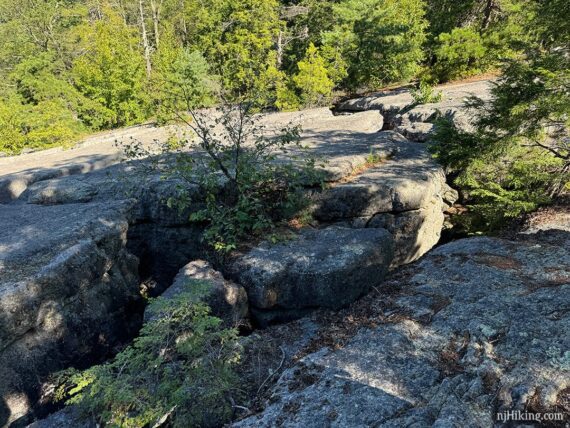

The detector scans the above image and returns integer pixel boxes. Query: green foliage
[430,120,562,231]
[164,103,323,252]
[275,81,302,112]
[56,290,242,428]
[0,0,559,155]
[152,45,218,123]
[410,79,443,104]
[71,7,150,129]
[186,0,283,103]
[324,0,428,90]
[433,27,488,81]
[292,43,334,107]
[0,92,84,154]
[430,1,570,232]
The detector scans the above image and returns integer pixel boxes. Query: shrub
[161,103,324,253]
[433,27,488,81]
[0,95,83,155]
[410,79,443,104]
[56,290,242,428]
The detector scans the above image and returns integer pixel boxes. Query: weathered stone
[26,407,96,428]
[337,80,493,141]
[230,227,394,325]
[367,199,444,266]
[0,202,143,427]
[145,260,249,327]
[309,131,448,266]
[0,105,451,424]
[25,179,98,205]
[395,121,435,142]
[233,230,570,427]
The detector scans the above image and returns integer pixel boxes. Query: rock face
[233,230,570,427]
[337,80,493,141]
[312,131,451,266]
[144,260,249,327]
[0,107,451,424]
[230,228,394,325]
[0,202,143,427]
[25,179,98,205]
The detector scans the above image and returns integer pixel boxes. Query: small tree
[430,0,569,232]
[164,102,321,252]
[293,43,334,107]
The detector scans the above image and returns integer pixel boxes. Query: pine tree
[293,43,334,107]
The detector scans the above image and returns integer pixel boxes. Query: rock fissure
[8,83,549,427]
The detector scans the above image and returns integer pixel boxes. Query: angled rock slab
[233,231,570,427]
[229,227,394,325]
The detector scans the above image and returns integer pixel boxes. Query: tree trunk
[139,0,152,78]
[150,0,161,48]
[481,0,498,32]
[277,30,283,68]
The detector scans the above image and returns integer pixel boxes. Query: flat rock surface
[234,230,570,427]
[0,79,484,200]
[0,201,133,284]
[337,79,494,141]
[0,109,382,202]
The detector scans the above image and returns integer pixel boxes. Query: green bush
[433,27,488,81]
[410,79,443,104]
[164,103,323,252]
[56,290,242,428]
[0,94,84,155]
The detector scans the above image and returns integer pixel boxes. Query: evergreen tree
[293,43,334,107]
[431,0,569,231]
[324,0,428,91]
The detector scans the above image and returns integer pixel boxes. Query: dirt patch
[474,253,522,270]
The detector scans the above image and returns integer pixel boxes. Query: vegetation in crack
[53,286,243,428]
[410,79,443,105]
[124,100,326,254]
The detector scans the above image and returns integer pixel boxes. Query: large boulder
[0,202,143,427]
[145,260,249,327]
[233,230,570,427]
[230,227,394,325]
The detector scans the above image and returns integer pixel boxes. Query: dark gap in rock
[126,222,205,297]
